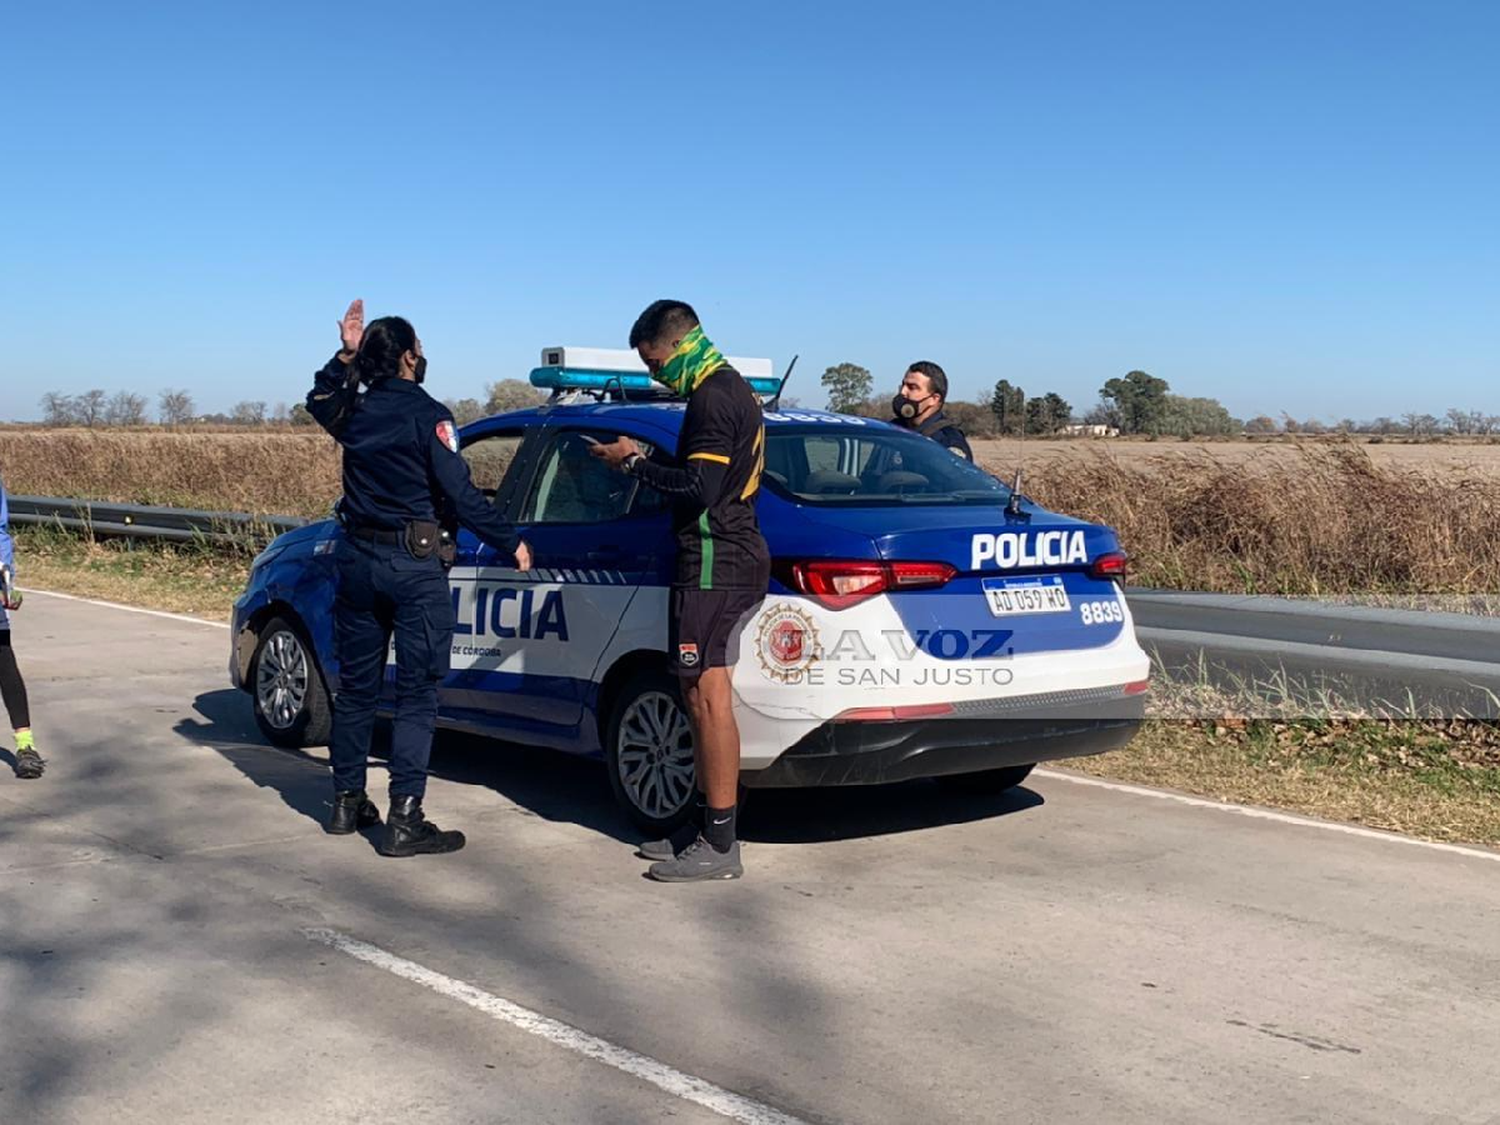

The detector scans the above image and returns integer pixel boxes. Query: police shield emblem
[436,420,459,453]
[770,619,803,664]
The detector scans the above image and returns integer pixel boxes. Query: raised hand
[338,299,365,356]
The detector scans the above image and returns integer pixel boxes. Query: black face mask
[892,392,928,421]
[413,355,428,385]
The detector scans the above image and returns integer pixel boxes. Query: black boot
[378,795,465,857]
[327,789,381,835]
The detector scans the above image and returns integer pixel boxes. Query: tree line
[31,377,1495,440]
[819,364,1238,437]
[1243,410,1500,436]
[31,380,546,429]
[818,363,1496,439]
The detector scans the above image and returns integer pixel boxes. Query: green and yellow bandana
[655,326,726,397]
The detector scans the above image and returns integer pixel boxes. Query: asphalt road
[2,592,1498,1125]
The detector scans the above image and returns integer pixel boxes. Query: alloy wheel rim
[256,630,309,730]
[617,691,695,819]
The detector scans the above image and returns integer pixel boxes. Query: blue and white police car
[231,347,1149,832]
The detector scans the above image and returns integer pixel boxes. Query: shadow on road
[178,688,1045,848]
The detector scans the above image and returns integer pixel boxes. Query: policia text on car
[306,300,531,857]
[593,300,770,882]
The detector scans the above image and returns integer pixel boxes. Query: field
[972,434,1500,473]
[5,429,1500,596]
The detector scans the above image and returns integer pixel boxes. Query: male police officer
[892,360,972,460]
[592,300,769,882]
[307,300,530,857]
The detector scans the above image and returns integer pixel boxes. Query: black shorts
[669,587,765,679]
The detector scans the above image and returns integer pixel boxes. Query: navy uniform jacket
[897,409,973,461]
[305,355,520,553]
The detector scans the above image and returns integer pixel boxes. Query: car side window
[460,431,526,508]
[780,434,873,492]
[523,432,640,524]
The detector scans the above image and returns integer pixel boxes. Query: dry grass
[1017,443,1500,595]
[11,527,248,620]
[0,429,342,517]
[7,430,1500,596]
[1064,719,1500,848]
[973,433,1500,474]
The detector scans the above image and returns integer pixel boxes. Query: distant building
[1061,423,1119,438]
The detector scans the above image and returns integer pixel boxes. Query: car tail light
[779,559,957,610]
[889,561,956,588]
[1089,552,1129,581]
[834,702,956,722]
[1124,679,1150,695]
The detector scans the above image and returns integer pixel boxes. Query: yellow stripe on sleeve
[687,452,731,464]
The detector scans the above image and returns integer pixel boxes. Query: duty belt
[348,525,403,546]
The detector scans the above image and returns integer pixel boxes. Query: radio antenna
[767,354,799,411]
[1006,389,1026,517]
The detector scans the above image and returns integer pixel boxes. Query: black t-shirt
[634,366,770,590]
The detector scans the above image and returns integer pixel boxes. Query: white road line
[304,928,809,1125]
[1035,768,1500,864]
[17,587,230,629]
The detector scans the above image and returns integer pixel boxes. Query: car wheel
[605,670,697,835]
[251,615,332,748]
[933,762,1036,795]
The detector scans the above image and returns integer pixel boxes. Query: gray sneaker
[647,836,743,882]
[636,823,700,862]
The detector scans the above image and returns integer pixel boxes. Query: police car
[231,347,1149,832]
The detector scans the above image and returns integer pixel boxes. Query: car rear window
[763,426,1012,506]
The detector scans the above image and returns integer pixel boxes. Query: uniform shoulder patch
[435,419,459,453]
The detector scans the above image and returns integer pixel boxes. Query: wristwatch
[623,452,643,474]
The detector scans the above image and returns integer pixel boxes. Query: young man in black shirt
[592,300,769,881]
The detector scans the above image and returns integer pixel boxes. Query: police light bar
[531,346,780,396]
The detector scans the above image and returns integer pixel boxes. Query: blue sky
[3,0,1496,423]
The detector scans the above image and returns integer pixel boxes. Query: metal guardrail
[1128,589,1500,718]
[8,495,309,544]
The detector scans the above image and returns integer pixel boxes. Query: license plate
[981,576,1071,617]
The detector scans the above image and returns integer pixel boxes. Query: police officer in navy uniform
[307,300,531,856]
[891,360,973,460]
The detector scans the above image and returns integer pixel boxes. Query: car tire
[933,762,1036,795]
[605,670,698,835]
[251,615,333,748]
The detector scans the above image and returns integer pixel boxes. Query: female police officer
[307,300,531,857]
